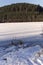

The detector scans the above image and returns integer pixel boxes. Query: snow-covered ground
[0,22,43,65]
[0,22,42,40]
[0,22,43,46]
[0,35,43,65]
[0,45,43,65]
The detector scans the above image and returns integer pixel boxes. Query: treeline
[0,3,43,22]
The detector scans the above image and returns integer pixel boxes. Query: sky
[0,0,43,7]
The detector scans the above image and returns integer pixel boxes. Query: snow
[0,22,43,65]
[0,22,43,47]
[0,44,43,65]
[0,22,42,40]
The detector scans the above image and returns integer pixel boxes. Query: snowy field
[0,22,43,46]
[0,22,43,65]
[0,22,42,40]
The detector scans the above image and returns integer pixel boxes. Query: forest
[0,3,43,22]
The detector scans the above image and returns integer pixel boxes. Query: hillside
[0,3,43,22]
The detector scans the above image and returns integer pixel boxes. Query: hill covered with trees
[0,3,43,22]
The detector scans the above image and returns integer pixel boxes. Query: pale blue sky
[0,0,43,7]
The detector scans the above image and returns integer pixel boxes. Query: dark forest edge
[0,3,43,23]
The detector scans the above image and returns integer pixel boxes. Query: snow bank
[0,45,42,65]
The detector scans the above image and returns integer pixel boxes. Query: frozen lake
[0,22,43,46]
